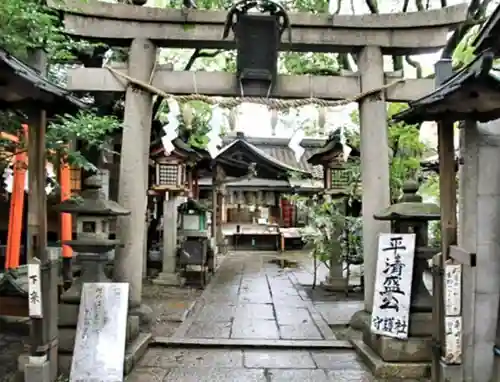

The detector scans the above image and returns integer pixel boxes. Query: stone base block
[24,357,50,382]
[17,344,58,380]
[349,309,433,336]
[363,330,433,363]
[152,272,184,286]
[320,276,348,292]
[58,332,151,376]
[439,359,463,381]
[58,315,140,352]
[352,339,430,379]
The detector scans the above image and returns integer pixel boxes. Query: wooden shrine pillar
[357,46,391,312]
[212,165,225,253]
[114,38,156,311]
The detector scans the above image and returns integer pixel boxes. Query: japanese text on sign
[371,233,415,340]
[28,262,43,318]
[444,316,462,364]
[444,264,462,316]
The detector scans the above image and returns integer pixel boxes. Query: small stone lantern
[177,198,214,286]
[53,175,130,370]
[368,179,440,368]
[53,175,130,303]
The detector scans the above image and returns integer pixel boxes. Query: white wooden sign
[444,316,462,364]
[444,264,462,316]
[371,233,416,340]
[70,283,129,382]
[28,260,43,318]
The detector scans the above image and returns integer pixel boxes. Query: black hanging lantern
[223,0,291,96]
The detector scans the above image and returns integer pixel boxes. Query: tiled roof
[220,135,325,178]
[392,52,500,124]
[0,48,88,110]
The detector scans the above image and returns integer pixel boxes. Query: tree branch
[152,48,224,119]
[441,0,486,59]
[405,55,423,78]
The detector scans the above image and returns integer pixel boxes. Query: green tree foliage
[0,0,122,173]
[349,103,426,200]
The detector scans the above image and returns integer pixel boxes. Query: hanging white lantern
[270,108,278,136]
[256,190,264,205]
[265,191,275,206]
[237,190,245,204]
[245,191,256,205]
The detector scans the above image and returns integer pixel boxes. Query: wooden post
[432,120,457,380]
[5,125,28,269]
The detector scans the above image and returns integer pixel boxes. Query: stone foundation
[350,310,432,379]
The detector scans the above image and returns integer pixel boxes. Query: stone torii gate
[49,0,466,320]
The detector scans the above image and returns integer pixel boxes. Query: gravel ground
[141,280,203,338]
[0,319,29,382]
[0,280,202,382]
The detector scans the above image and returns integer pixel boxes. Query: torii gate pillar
[114,38,156,322]
[358,46,391,312]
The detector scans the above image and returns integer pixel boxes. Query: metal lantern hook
[222,0,292,43]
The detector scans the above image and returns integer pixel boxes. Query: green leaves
[0,0,101,63]
[349,103,426,200]
[46,111,121,170]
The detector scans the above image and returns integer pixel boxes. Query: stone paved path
[128,251,379,381]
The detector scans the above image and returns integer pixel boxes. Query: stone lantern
[53,175,130,371]
[361,179,440,377]
[154,156,187,191]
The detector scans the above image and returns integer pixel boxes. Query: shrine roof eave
[473,4,500,56]
[307,143,360,165]
[216,139,310,178]
[150,137,206,162]
[0,49,88,111]
[392,52,500,124]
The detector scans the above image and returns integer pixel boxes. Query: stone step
[151,337,353,349]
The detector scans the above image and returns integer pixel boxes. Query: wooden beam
[49,0,468,54]
[448,245,476,267]
[67,68,434,103]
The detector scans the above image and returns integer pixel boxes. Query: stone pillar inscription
[357,46,391,312]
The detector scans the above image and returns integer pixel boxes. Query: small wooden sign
[444,316,462,365]
[70,283,129,382]
[28,260,43,318]
[371,233,416,340]
[444,264,462,316]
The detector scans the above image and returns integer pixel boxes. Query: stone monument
[353,180,440,379]
[54,175,150,376]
